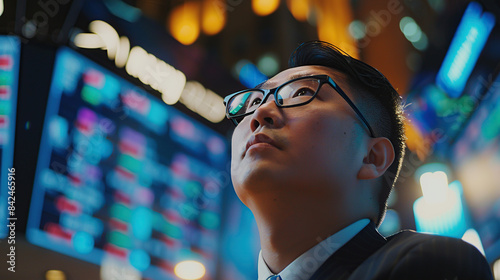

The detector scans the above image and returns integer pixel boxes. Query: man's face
[230,65,369,203]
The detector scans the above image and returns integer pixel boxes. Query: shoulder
[373,230,493,280]
[387,229,474,251]
[386,230,485,260]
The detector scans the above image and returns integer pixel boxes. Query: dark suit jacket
[310,222,493,280]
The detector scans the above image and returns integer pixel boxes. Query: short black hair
[288,41,406,226]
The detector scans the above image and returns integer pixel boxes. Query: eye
[292,87,315,98]
[250,97,262,106]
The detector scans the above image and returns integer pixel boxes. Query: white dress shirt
[257,219,370,280]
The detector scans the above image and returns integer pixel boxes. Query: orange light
[169,2,201,45]
[315,0,358,58]
[404,119,429,161]
[286,0,309,21]
[252,0,280,16]
[202,0,226,35]
[46,270,66,280]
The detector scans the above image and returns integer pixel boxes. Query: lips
[244,133,279,156]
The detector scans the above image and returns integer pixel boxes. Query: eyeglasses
[223,74,375,137]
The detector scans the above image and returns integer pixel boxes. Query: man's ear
[357,137,395,180]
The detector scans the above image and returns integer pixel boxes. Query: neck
[248,193,353,274]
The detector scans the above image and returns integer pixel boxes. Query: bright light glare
[462,228,485,256]
[125,46,148,79]
[73,33,105,49]
[180,81,226,123]
[0,0,4,17]
[420,171,449,204]
[89,20,120,60]
[100,257,141,280]
[181,82,205,113]
[201,89,226,123]
[125,46,186,105]
[73,20,223,122]
[414,163,451,182]
[413,182,467,238]
[174,260,206,280]
[252,0,280,16]
[115,36,130,68]
[160,70,186,105]
[493,259,500,280]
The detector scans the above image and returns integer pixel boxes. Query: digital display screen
[26,47,229,279]
[452,73,500,162]
[0,36,20,238]
[450,72,500,262]
[405,78,487,158]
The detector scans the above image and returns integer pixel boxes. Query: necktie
[267,276,282,280]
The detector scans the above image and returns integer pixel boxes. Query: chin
[233,165,284,194]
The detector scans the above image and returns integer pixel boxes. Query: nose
[249,99,284,132]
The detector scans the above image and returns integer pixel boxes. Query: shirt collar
[258,219,370,280]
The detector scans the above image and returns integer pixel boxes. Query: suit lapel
[309,221,387,280]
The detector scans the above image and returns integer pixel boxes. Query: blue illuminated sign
[436,2,495,98]
[239,62,268,88]
[413,181,469,238]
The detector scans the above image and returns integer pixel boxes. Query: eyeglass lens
[227,78,321,118]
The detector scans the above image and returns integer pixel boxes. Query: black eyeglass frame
[223,74,375,138]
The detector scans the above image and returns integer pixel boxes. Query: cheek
[230,127,247,175]
[295,115,355,168]
[231,126,246,155]
[230,137,241,169]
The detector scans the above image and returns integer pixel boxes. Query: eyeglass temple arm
[330,80,376,138]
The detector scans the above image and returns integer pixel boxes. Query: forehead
[259,65,348,89]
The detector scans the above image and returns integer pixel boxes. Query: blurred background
[0,0,499,279]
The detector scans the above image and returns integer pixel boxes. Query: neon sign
[436,2,495,98]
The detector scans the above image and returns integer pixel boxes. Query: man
[223,41,493,280]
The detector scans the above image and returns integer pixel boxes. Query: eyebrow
[255,72,318,89]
